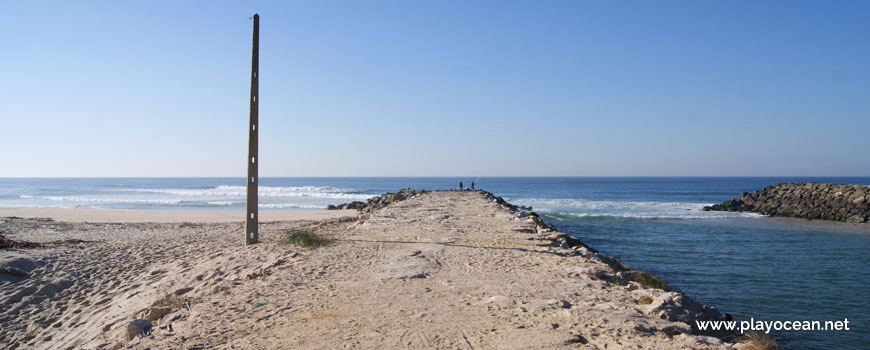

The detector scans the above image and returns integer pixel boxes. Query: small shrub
[152,286,194,309]
[637,296,653,305]
[739,332,779,350]
[631,270,669,291]
[246,269,272,280]
[281,230,331,248]
[153,291,183,309]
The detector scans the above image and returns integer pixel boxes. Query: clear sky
[1,1,868,177]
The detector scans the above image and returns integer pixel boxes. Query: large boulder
[343,201,366,210]
[645,292,730,338]
[846,215,867,223]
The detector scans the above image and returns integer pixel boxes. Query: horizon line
[2,175,870,179]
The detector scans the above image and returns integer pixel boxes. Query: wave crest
[258,203,324,209]
[19,195,185,204]
[123,185,372,200]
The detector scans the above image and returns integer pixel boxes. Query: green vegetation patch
[280,230,332,248]
[246,269,272,280]
[630,270,670,291]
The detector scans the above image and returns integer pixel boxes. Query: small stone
[174,287,194,295]
[547,232,567,240]
[0,267,28,277]
[125,319,152,341]
[158,310,185,327]
[552,300,572,309]
[126,336,141,347]
[485,295,517,308]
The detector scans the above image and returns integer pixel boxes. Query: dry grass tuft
[739,332,779,350]
[153,293,183,308]
[152,286,192,309]
[637,296,653,305]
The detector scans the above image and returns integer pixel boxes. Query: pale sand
[1,192,735,350]
[0,207,356,223]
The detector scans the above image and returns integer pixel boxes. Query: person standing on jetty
[459,181,463,191]
[471,181,476,191]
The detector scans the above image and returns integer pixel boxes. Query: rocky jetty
[705,182,869,223]
[327,187,428,213]
[327,188,534,215]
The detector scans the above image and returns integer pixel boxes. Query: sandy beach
[0,207,356,224]
[2,191,737,349]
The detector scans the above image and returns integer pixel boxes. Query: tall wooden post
[245,14,259,245]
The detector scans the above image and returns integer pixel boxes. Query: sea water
[1,177,868,349]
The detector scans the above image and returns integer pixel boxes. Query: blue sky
[1,1,868,177]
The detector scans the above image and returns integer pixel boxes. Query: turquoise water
[1,177,868,349]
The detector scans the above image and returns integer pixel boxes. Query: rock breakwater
[327,187,427,212]
[328,189,533,215]
[705,183,869,223]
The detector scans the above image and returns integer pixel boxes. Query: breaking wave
[19,195,185,204]
[17,184,373,210]
[123,185,372,200]
[258,203,324,209]
[207,201,241,206]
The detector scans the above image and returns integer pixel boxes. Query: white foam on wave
[14,196,324,209]
[207,201,241,206]
[122,185,372,200]
[508,197,763,220]
[19,195,185,204]
[258,203,324,209]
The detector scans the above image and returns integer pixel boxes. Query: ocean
[1,177,868,349]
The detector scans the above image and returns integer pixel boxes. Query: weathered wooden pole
[245,14,259,245]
